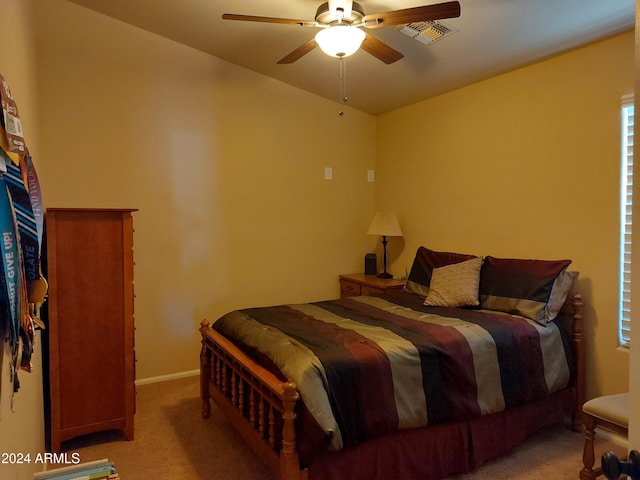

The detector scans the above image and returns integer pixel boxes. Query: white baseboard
[135,369,199,386]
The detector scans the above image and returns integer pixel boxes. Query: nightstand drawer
[338,274,405,299]
[361,285,384,296]
[340,279,361,297]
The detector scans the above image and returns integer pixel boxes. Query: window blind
[620,95,634,346]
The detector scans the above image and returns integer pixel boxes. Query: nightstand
[339,273,406,298]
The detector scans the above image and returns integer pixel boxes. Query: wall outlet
[367,170,375,182]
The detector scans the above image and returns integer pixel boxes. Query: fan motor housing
[315,2,365,25]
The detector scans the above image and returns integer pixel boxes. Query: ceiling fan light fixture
[315,25,366,58]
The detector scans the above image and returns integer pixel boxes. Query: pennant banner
[0,73,46,402]
[2,149,38,281]
[0,176,24,379]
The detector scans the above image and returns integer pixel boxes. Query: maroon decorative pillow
[404,246,479,297]
[479,256,573,325]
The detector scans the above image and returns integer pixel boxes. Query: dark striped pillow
[479,256,573,325]
[404,246,478,297]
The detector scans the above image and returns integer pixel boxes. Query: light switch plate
[325,167,333,180]
[367,170,375,182]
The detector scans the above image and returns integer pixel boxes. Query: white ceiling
[68,0,635,115]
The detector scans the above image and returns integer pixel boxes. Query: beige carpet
[60,376,624,479]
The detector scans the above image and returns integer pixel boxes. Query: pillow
[423,257,483,308]
[479,256,573,325]
[545,269,579,321]
[404,246,479,297]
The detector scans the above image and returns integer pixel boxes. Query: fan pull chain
[338,56,347,116]
[339,56,347,104]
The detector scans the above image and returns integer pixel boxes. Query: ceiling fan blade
[277,39,318,64]
[222,13,317,27]
[360,34,404,64]
[363,1,461,28]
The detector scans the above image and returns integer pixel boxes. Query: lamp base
[377,272,393,279]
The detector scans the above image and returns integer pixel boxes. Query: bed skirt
[307,387,576,480]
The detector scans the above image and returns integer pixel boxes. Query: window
[620,95,634,346]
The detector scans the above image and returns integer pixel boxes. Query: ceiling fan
[222,0,461,65]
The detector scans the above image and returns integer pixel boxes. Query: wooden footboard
[200,320,307,480]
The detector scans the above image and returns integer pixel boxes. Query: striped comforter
[212,291,572,451]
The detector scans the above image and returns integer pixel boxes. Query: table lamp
[367,211,403,278]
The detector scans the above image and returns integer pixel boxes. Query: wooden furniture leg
[579,393,629,480]
[581,414,597,480]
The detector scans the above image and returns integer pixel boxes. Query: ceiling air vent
[398,20,458,45]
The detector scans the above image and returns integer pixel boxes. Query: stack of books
[33,459,119,480]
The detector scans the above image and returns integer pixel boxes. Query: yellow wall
[377,31,635,400]
[0,1,45,478]
[31,0,377,380]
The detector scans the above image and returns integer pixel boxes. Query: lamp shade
[367,211,403,237]
[315,25,365,58]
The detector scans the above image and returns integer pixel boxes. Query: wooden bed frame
[199,293,584,480]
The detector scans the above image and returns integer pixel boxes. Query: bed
[199,247,585,480]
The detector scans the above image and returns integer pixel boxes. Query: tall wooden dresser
[44,208,137,452]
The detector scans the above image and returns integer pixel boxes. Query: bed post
[200,319,212,419]
[280,380,304,480]
[571,293,585,431]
